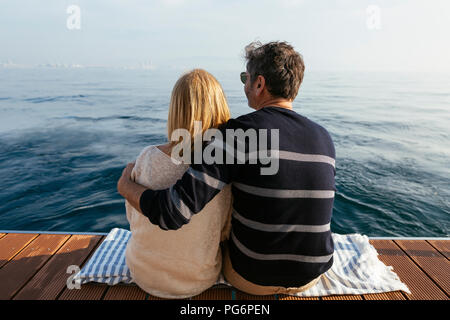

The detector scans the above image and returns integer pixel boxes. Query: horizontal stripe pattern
[169,186,193,220]
[186,167,226,190]
[231,230,333,263]
[233,182,335,199]
[248,150,336,168]
[233,209,330,233]
[208,139,335,168]
[279,150,335,168]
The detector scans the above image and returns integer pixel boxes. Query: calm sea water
[0,68,449,237]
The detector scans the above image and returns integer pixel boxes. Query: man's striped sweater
[139,106,336,287]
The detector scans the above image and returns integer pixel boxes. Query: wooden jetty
[0,231,448,300]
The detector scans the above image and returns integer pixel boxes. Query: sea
[0,67,449,237]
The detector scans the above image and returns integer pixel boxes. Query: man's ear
[255,75,265,96]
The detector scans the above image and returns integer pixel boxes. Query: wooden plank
[147,294,170,300]
[322,294,363,300]
[0,233,70,299]
[58,236,107,300]
[370,239,447,300]
[427,240,450,260]
[0,233,38,268]
[363,291,405,300]
[278,294,319,300]
[395,240,450,296]
[59,283,108,300]
[235,290,277,300]
[13,234,102,300]
[192,288,233,300]
[102,285,147,300]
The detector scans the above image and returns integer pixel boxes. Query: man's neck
[254,98,293,111]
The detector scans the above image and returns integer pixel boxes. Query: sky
[1,0,450,72]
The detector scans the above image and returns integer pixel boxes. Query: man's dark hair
[244,41,305,101]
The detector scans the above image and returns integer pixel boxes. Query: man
[118,41,336,295]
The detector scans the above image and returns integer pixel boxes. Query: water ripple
[60,115,166,123]
[1,69,449,235]
[25,94,89,104]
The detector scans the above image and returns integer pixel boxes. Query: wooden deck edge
[369,237,449,240]
[0,230,108,236]
[1,233,448,301]
[1,230,448,240]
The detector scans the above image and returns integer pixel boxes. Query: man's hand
[117,162,135,198]
[117,162,147,214]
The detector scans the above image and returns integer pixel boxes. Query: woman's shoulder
[133,144,188,187]
[135,144,187,170]
[135,145,157,163]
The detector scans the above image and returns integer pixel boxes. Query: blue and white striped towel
[74,228,133,285]
[74,228,410,296]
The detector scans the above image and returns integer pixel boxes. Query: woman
[125,69,233,299]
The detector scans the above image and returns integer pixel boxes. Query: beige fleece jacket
[125,145,232,299]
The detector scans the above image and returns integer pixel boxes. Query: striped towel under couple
[73,228,410,297]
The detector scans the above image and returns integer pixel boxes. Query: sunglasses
[240,72,248,84]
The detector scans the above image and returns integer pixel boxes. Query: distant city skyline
[1,0,450,72]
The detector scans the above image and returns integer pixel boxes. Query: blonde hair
[167,69,231,148]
